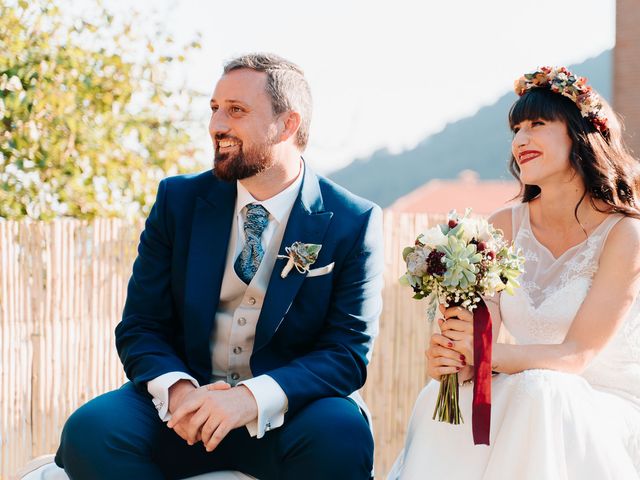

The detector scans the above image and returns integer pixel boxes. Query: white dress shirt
[147,162,304,439]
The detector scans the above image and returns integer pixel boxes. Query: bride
[388,67,640,479]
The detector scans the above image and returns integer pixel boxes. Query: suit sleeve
[115,179,192,389]
[266,205,384,416]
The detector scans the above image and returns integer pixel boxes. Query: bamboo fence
[0,212,446,479]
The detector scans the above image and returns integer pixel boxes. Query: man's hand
[168,384,258,452]
[168,380,230,445]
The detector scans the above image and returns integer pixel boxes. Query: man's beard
[213,136,275,182]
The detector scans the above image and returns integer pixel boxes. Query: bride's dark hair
[508,87,640,219]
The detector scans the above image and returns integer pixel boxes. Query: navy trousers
[55,383,373,480]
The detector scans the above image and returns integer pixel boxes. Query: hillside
[328,51,612,207]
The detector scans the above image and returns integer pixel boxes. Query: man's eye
[532,120,545,126]
[512,127,520,134]
[230,106,243,113]
[210,105,218,112]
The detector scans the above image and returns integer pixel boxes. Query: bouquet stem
[432,372,463,424]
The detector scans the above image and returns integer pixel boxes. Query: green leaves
[440,235,482,289]
[0,0,203,220]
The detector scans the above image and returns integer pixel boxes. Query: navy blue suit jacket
[115,164,384,417]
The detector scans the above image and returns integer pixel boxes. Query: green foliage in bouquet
[400,210,525,318]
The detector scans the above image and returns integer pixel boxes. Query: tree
[0,0,204,219]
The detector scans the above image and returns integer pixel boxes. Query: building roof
[389,170,520,215]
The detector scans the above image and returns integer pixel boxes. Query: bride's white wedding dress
[388,204,640,480]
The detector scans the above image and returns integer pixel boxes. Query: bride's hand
[438,305,474,363]
[426,333,467,379]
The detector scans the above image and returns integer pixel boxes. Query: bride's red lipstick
[518,150,542,165]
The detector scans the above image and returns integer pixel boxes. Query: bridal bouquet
[400,209,524,444]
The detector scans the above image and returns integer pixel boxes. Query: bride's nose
[512,128,530,149]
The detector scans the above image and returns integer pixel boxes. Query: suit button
[233,346,242,354]
[231,372,240,381]
[238,317,247,326]
[247,297,256,305]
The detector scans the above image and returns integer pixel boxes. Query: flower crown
[514,66,609,134]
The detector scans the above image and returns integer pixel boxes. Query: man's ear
[278,111,301,143]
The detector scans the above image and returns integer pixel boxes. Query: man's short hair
[224,53,312,150]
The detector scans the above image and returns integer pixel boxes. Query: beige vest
[210,210,288,386]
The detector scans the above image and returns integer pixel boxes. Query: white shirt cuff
[239,374,288,439]
[147,371,199,421]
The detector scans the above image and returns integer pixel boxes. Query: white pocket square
[306,262,335,278]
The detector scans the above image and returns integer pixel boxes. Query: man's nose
[209,110,230,135]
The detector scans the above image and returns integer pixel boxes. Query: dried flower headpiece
[514,66,609,134]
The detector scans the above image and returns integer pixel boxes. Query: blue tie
[234,204,270,284]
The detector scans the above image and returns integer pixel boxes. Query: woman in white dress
[389,67,640,480]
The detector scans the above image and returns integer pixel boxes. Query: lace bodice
[500,203,640,404]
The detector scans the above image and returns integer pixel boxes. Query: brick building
[614,0,640,156]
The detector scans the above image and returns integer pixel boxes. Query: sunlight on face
[208,69,280,181]
[511,118,573,187]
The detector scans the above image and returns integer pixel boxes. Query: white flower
[482,269,506,293]
[419,227,448,248]
[459,217,492,243]
[406,248,429,277]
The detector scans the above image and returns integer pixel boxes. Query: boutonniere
[278,242,322,278]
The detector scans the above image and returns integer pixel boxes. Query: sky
[80,0,616,174]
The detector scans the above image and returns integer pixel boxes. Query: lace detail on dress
[556,236,599,286]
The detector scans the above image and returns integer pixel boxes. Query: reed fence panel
[0,212,446,479]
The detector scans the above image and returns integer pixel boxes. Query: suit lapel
[184,179,236,380]
[254,166,333,352]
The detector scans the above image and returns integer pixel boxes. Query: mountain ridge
[328,51,612,207]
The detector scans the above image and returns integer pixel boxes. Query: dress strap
[510,203,528,240]
[592,214,625,250]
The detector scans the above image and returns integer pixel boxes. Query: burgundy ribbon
[472,299,492,445]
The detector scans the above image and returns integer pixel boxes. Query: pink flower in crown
[513,66,609,135]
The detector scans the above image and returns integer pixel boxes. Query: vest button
[233,346,243,354]
[231,372,240,381]
[238,317,247,326]
[247,297,256,305]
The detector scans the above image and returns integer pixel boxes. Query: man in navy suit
[55,53,383,479]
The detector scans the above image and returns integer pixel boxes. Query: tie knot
[244,204,269,236]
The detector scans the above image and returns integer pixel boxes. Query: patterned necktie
[234,204,270,284]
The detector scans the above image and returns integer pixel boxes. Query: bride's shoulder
[488,206,514,243]
[605,215,640,249]
[597,215,640,281]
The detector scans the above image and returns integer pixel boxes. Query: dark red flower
[426,250,446,276]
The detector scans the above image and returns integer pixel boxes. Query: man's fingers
[205,422,231,452]
[168,397,204,428]
[200,415,222,447]
[184,408,210,444]
[207,381,231,391]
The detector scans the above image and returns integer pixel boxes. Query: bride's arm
[493,216,640,374]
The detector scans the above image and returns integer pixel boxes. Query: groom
[54,53,383,479]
